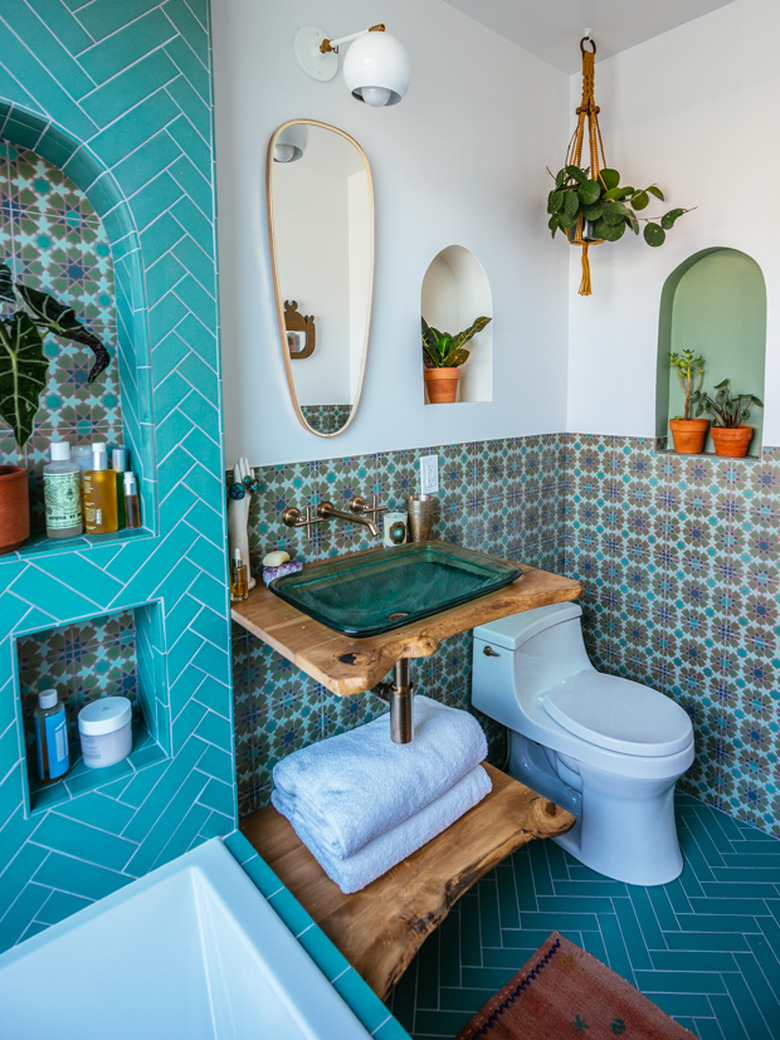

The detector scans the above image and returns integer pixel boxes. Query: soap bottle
[33,688,70,781]
[83,443,118,534]
[230,547,249,601]
[111,448,127,528]
[43,441,83,539]
[123,471,142,529]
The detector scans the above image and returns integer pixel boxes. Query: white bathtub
[0,838,373,1040]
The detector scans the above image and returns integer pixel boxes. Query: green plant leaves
[661,207,685,230]
[643,222,666,246]
[0,264,14,306]
[16,284,109,381]
[0,312,49,449]
[599,168,620,190]
[422,315,491,368]
[577,179,601,206]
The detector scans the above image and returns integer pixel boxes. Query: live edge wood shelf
[241,763,576,1001]
[231,555,583,696]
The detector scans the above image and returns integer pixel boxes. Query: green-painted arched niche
[656,248,766,456]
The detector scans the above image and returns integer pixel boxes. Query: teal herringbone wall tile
[0,0,233,953]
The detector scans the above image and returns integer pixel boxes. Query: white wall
[565,0,780,444]
[213,0,570,466]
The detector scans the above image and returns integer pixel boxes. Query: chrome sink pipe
[317,501,380,537]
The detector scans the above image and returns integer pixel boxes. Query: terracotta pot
[710,425,753,458]
[669,418,709,454]
[424,367,460,404]
[0,465,30,554]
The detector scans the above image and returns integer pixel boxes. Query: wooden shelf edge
[240,763,575,1001]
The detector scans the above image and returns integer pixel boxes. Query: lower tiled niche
[16,602,169,814]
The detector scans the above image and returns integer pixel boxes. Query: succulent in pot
[694,378,763,458]
[421,315,491,404]
[667,349,709,454]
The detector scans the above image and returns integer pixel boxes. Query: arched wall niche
[656,247,766,456]
[0,100,155,529]
[421,245,493,404]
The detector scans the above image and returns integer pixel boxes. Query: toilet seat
[542,672,692,757]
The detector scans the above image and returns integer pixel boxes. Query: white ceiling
[442,0,737,72]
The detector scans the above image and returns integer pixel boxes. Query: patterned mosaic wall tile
[564,435,779,837]
[236,434,779,841]
[233,435,568,817]
[0,143,122,531]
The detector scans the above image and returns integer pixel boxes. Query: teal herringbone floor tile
[388,793,780,1040]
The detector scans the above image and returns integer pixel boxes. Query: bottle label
[43,471,82,530]
[35,710,70,781]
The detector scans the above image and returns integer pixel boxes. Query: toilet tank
[472,602,592,715]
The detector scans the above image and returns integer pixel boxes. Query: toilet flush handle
[482,646,500,657]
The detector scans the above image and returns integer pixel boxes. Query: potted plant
[0,262,110,552]
[547,165,690,248]
[421,315,491,404]
[667,349,709,454]
[694,379,763,458]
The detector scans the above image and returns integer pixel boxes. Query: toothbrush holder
[406,494,435,541]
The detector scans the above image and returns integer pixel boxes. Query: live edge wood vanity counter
[231,556,583,696]
[234,554,582,1000]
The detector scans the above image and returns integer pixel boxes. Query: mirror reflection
[267,120,374,436]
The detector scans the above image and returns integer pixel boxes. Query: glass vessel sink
[269,542,522,637]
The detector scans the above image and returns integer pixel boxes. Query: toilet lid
[542,672,693,757]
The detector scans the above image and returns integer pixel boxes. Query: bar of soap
[263,550,290,567]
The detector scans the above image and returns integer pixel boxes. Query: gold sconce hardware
[320,24,386,54]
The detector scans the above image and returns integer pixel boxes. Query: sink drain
[387,611,410,621]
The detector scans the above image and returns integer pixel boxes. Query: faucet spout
[317,501,380,537]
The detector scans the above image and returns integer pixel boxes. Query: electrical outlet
[420,454,439,494]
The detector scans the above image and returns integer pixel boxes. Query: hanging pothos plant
[0,262,110,449]
[548,36,693,294]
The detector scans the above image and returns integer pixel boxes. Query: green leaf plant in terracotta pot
[694,378,763,458]
[0,262,110,553]
[422,315,491,404]
[667,349,709,454]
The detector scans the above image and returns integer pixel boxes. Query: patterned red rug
[456,932,699,1039]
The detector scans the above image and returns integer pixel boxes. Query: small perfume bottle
[112,448,127,528]
[230,547,249,601]
[123,471,142,529]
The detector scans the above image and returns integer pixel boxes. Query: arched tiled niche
[421,245,492,404]
[0,101,155,536]
[656,248,766,456]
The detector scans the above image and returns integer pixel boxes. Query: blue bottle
[33,689,70,781]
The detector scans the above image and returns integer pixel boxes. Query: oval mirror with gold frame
[267,120,374,437]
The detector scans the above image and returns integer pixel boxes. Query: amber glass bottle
[83,443,118,534]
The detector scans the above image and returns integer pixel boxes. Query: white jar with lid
[77,696,133,768]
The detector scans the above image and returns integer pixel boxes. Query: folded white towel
[271,696,487,859]
[282,764,492,894]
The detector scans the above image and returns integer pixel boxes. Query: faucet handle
[350,496,387,526]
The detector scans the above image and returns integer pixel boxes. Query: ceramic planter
[710,426,753,458]
[424,367,460,404]
[0,465,30,554]
[669,418,709,454]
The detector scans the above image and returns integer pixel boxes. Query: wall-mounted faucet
[283,495,386,539]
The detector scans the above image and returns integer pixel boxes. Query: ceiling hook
[580,35,596,55]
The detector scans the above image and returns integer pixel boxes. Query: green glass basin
[269,541,521,637]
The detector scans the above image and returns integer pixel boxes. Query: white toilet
[472,602,695,886]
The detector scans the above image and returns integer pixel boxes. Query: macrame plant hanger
[568,36,606,296]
